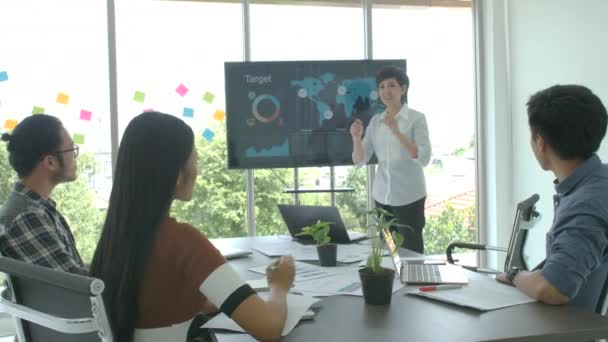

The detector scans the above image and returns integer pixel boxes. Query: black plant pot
[358,267,395,305]
[317,244,337,267]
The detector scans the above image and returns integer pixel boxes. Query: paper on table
[292,267,404,297]
[409,275,535,311]
[253,242,376,263]
[249,261,350,282]
[246,278,268,291]
[201,294,320,336]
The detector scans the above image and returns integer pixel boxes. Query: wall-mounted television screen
[225,59,406,169]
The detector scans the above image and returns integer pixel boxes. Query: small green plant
[365,208,407,273]
[296,220,333,246]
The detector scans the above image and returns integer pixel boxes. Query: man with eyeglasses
[0,114,86,275]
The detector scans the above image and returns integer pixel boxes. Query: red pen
[419,284,463,292]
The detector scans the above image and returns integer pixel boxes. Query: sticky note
[32,106,45,115]
[80,109,92,121]
[213,109,225,121]
[73,133,85,145]
[0,71,8,82]
[133,91,145,103]
[143,108,154,112]
[203,91,215,104]
[183,107,194,118]
[3,119,18,130]
[202,128,215,142]
[176,83,189,97]
[56,92,70,105]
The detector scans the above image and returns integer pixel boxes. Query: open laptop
[277,204,368,244]
[382,228,468,285]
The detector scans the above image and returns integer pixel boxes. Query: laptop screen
[277,204,352,243]
[382,228,402,277]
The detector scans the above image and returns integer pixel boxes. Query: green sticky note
[73,133,85,145]
[203,91,215,104]
[32,106,45,115]
[133,91,146,103]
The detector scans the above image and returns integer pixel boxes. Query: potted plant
[358,208,406,305]
[296,220,337,267]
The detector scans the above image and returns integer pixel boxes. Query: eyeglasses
[55,144,79,158]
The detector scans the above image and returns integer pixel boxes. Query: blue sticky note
[183,107,194,118]
[0,71,8,82]
[202,128,215,142]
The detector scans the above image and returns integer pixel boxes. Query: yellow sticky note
[73,133,85,145]
[32,106,45,115]
[213,109,225,122]
[3,119,18,131]
[56,92,70,105]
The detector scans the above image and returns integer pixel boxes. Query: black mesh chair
[0,257,113,342]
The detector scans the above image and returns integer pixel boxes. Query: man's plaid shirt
[0,182,86,274]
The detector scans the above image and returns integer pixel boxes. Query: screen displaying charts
[224,59,406,169]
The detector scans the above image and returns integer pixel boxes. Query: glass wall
[114,0,249,237]
[0,1,478,258]
[0,0,111,262]
[373,3,477,259]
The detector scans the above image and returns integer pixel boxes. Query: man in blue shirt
[497,85,608,313]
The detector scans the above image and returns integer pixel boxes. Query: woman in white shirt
[350,66,431,253]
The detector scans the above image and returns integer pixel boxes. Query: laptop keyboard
[407,264,441,283]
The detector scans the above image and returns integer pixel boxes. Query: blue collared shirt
[541,154,608,312]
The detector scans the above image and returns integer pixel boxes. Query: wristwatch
[506,267,520,283]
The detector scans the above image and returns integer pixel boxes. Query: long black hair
[90,112,194,342]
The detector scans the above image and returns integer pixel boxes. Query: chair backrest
[0,257,113,342]
[504,194,540,271]
[594,264,608,315]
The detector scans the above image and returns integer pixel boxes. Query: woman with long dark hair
[90,112,294,342]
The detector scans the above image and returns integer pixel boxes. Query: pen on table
[418,285,463,292]
[266,260,279,273]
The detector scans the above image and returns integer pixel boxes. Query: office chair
[446,193,541,273]
[0,257,113,342]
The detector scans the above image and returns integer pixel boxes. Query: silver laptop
[382,228,468,285]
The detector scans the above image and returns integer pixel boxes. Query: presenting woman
[350,66,431,254]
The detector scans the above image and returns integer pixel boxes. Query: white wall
[478,0,608,269]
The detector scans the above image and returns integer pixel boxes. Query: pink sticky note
[80,110,92,121]
[176,83,189,97]
[143,108,154,113]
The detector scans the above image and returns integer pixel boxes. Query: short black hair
[527,84,607,160]
[376,66,409,103]
[2,114,64,177]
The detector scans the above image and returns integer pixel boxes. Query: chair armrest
[0,289,97,334]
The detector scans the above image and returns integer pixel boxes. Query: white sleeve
[199,263,256,317]
[354,116,376,166]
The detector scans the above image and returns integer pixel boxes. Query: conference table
[210,236,608,342]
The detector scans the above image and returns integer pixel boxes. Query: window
[0,0,111,262]
[114,0,249,237]
[373,3,477,259]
